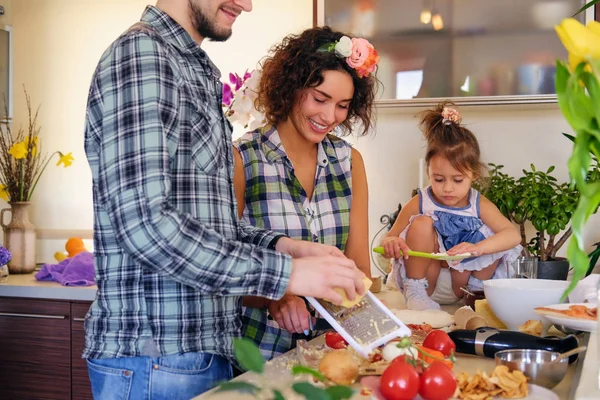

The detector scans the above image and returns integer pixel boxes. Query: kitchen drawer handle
[0,312,66,319]
[73,317,86,322]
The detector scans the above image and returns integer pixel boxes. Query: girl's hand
[381,237,411,260]
[447,242,483,257]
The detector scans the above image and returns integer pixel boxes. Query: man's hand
[286,256,366,306]
[268,294,310,334]
[275,237,344,258]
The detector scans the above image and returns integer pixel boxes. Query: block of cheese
[335,277,373,308]
[474,299,507,329]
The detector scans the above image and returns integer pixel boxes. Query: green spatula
[372,247,472,261]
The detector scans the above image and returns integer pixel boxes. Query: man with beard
[82,1,367,398]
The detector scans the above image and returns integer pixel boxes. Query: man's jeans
[86,352,232,399]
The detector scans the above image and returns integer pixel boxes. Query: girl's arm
[344,148,372,279]
[448,195,521,256]
[380,195,419,259]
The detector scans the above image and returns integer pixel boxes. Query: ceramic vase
[0,202,36,273]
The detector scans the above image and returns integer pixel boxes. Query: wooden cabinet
[71,302,93,400]
[0,297,92,400]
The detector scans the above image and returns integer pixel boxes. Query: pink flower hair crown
[441,107,461,126]
[318,36,380,78]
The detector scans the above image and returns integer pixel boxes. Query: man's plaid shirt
[82,6,291,363]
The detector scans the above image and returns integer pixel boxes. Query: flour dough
[392,308,455,329]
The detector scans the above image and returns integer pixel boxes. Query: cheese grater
[306,292,411,358]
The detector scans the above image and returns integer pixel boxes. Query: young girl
[381,102,522,311]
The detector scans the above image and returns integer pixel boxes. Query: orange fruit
[65,237,86,257]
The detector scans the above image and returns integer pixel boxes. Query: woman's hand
[380,236,411,260]
[268,294,311,334]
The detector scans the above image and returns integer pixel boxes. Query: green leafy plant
[554,0,600,298]
[216,338,354,400]
[474,161,600,261]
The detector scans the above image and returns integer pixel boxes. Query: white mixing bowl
[483,279,569,331]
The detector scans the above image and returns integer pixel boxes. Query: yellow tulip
[0,184,8,202]
[555,18,600,71]
[56,152,74,167]
[9,142,27,159]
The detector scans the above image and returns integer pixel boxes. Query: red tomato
[379,357,420,400]
[324,332,348,349]
[423,330,456,358]
[419,361,457,400]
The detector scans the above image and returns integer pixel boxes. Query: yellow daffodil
[0,184,8,202]
[9,142,27,159]
[555,18,600,71]
[56,152,74,167]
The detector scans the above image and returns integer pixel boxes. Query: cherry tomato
[379,357,420,400]
[423,330,456,358]
[419,361,457,400]
[324,332,348,349]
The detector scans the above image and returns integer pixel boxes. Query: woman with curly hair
[232,26,393,361]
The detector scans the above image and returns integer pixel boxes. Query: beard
[188,0,232,42]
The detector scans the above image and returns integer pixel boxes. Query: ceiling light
[432,12,444,31]
[420,9,432,24]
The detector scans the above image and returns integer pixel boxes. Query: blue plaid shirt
[82,6,292,362]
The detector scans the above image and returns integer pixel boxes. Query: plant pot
[537,259,569,281]
[0,202,36,274]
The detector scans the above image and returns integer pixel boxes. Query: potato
[318,350,359,385]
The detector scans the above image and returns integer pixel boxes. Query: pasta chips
[454,365,528,399]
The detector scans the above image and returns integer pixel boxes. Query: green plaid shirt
[83,6,292,363]
[234,127,353,360]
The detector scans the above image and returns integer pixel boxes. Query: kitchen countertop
[195,286,584,400]
[0,272,97,301]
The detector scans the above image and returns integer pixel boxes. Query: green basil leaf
[326,385,354,400]
[273,389,285,400]
[233,338,265,374]
[291,365,327,382]
[292,382,332,400]
[215,381,260,395]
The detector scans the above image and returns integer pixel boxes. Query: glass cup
[509,256,538,279]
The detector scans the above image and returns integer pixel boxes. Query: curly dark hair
[419,101,487,179]
[256,26,379,136]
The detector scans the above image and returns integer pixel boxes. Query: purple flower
[222,83,234,107]
[0,246,11,266]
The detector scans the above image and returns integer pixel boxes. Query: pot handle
[0,208,11,230]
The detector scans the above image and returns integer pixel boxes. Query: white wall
[350,104,600,275]
[0,1,11,25]
[10,0,312,262]
[7,0,600,270]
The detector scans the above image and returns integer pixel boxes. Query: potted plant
[474,159,600,280]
